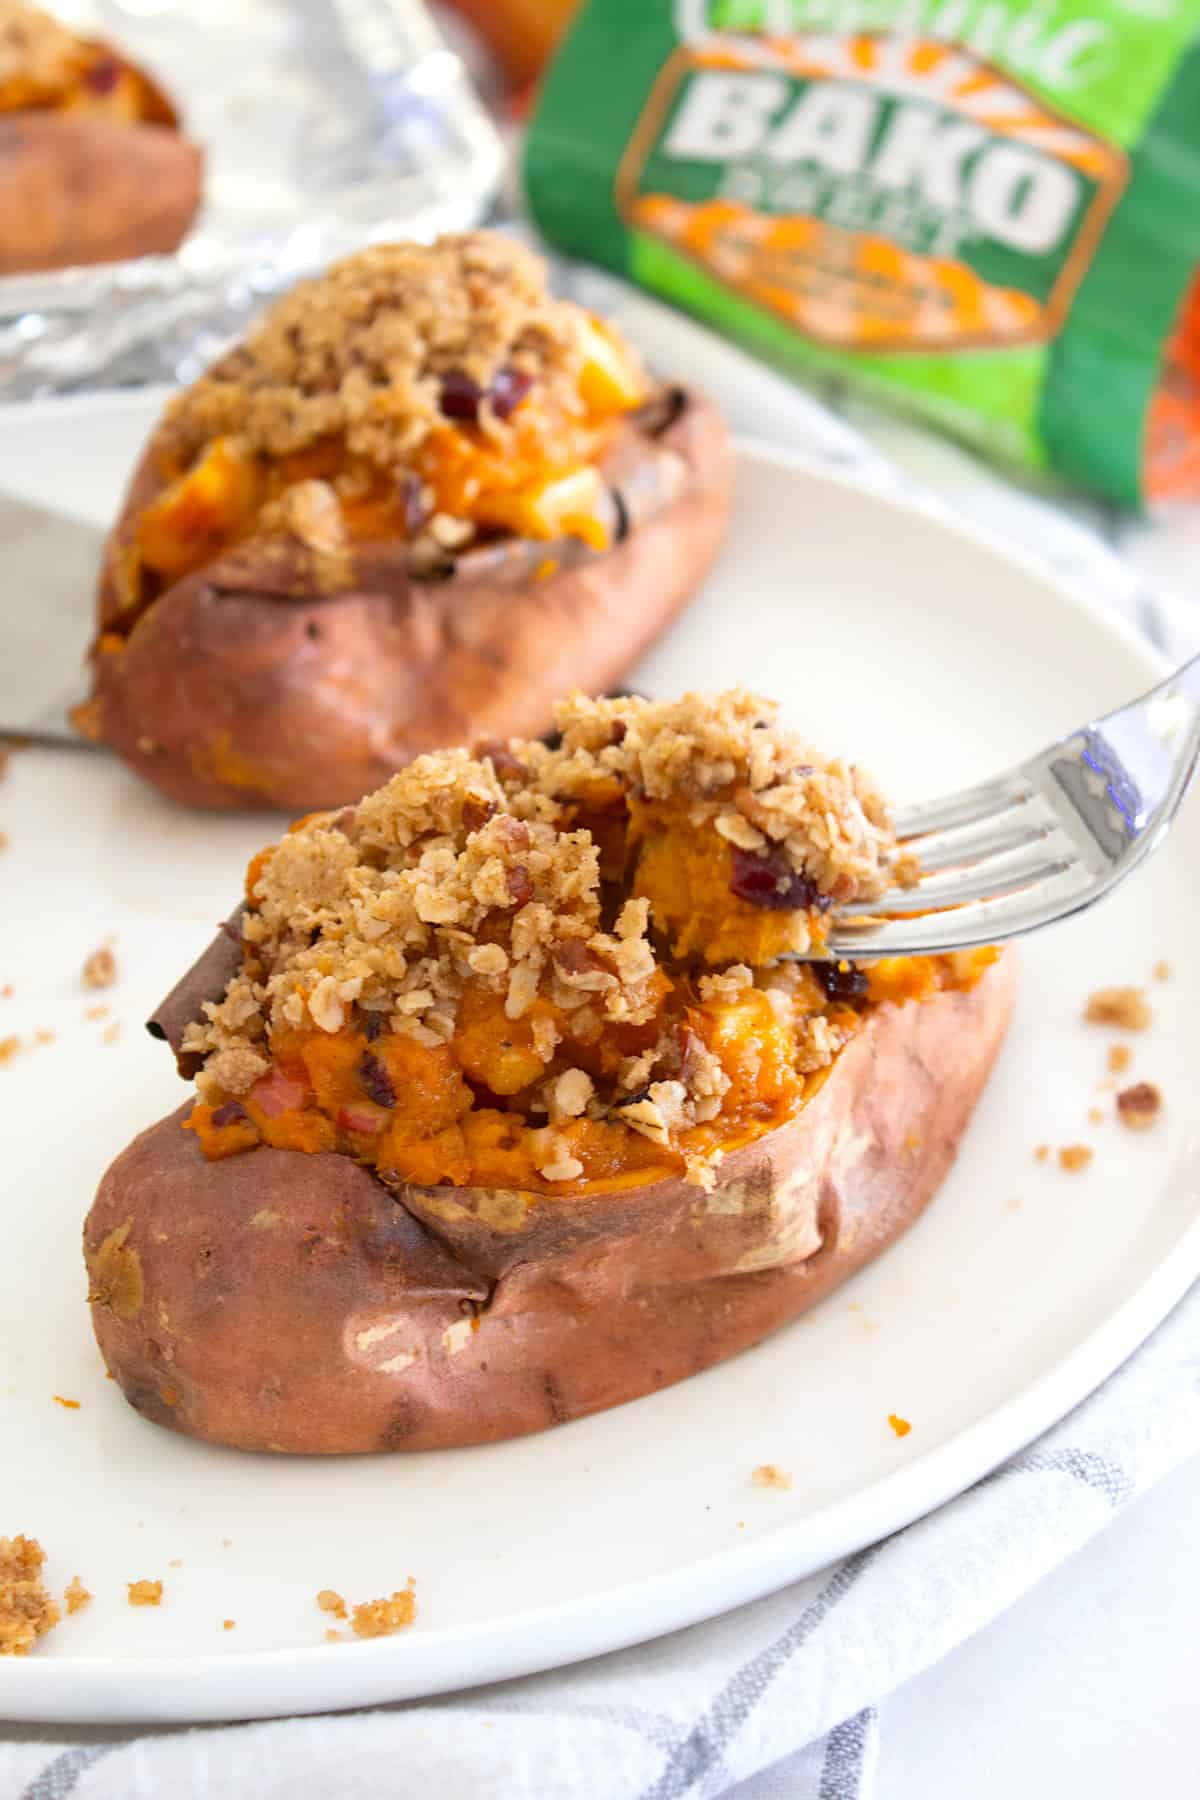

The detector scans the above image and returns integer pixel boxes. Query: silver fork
[827,652,1200,959]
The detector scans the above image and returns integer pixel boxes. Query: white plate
[1,385,1198,1726]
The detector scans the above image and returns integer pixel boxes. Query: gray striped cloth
[4,327,1198,1800]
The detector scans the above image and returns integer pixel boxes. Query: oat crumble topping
[183,692,895,1179]
[1116,1082,1161,1131]
[161,235,621,475]
[0,1535,59,1655]
[82,946,117,990]
[0,2,82,93]
[1084,987,1152,1032]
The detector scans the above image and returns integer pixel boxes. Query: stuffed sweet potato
[77,233,733,811]
[0,0,201,273]
[84,690,1015,1454]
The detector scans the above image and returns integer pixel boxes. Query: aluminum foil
[0,0,505,395]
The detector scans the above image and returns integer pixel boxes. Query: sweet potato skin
[85,391,733,811]
[84,956,1015,1454]
[0,113,201,273]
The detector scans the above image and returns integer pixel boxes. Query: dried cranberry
[211,1100,248,1128]
[85,55,121,95]
[729,847,832,912]
[439,370,483,423]
[489,367,533,420]
[812,960,869,1001]
[609,719,627,745]
[359,1052,396,1108]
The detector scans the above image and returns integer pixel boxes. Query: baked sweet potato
[0,3,201,272]
[84,690,1014,1454]
[77,234,733,811]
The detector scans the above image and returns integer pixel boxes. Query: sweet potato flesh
[188,949,998,1192]
[0,40,173,126]
[115,326,646,622]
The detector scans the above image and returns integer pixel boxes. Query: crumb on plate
[324,1628,342,1643]
[349,1580,417,1640]
[1087,1107,1104,1126]
[102,1022,121,1046]
[168,1558,183,1569]
[223,1619,235,1631]
[887,1414,912,1438]
[84,1004,109,1021]
[52,1395,79,1410]
[750,1463,792,1490]
[1116,1082,1161,1132]
[0,1536,60,1655]
[64,1577,91,1615]
[1085,987,1152,1031]
[1153,960,1171,982]
[1058,1144,1093,1172]
[34,1027,54,1045]
[316,1589,348,1620]
[127,1579,163,1607]
[82,946,117,991]
[1107,1044,1132,1075]
[0,1035,20,1065]
[1034,1144,1049,1163]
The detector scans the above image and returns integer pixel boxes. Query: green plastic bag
[524,0,1200,505]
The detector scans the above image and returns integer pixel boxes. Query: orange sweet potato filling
[187,950,998,1194]
[0,42,171,124]
[118,318,646,619]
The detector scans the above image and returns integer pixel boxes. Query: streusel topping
[183,689,894,1106]
[159,234,624,472]
[0,1,81,92]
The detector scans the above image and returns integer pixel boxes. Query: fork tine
[861,842,1074,915]
[901,808,1053,874]
[893,772,1033,840]
[828,863,1094,957]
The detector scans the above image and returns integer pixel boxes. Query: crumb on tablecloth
[127,1579,163,1607]
[1058,1144,1093,1172]
[102,1022,121,1046]
[52,1395,79,1410]
[0,1536,60,1655]
[751,1464,792,1490]
[64,1577,91,1615]
[34,1027,54,1045]
[1034,1144,1049,1163]
[0,1036,20,1065]
[1107,1044,1132,1074]
[1116,1082,1161,1132]
[1085,988,1152,1031]
[316,1589,348,1621]
[84,1004,109,1021]
[82,946,118,990]
[1152,961,1171,982]
[887,1414,912,1438]
[1087,1107,1105,1125]
[223,1619,236,1631]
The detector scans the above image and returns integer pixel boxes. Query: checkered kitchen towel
[4,292,1199,1800]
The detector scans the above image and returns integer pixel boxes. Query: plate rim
[2,430,1195,1724]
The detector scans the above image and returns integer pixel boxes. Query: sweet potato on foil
[79,234,733,810]
[84,691,1014,1454]
[0,2,201,273]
